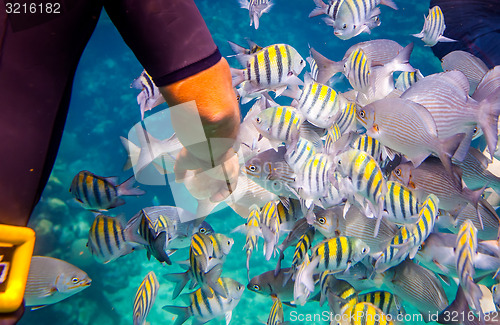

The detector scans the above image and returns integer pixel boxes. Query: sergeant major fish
[87,214,146,264]
[412,6,456,47]
[69,170,145,211]
[238,0,273,30]
[133,271,160,325]
[131,70,165,120]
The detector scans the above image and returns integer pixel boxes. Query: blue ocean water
[19,0,460,324]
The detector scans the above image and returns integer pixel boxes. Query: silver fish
[25,256,91,308]
[441,50,489,94]
[239,0,273,29]
[358,97,465,173]
[131,70,165,120]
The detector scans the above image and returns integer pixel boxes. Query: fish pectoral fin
[225,311,233,325]
[30,305,48,311]
[433,259,450,274]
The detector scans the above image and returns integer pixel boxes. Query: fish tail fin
[477,89,500,159]
[438,285,482,325]
[124,215,149,246]
[274,250,285,276]
[246,250,252,282]
[411,31,424,39]
[261,225,277,261]
[464,186,486,230]
[117,175,146,196]
[162,305,191,325]
[238,0,249,9]
[464,277,484,313]
[388,42,415,73]
[309,48,343,84]
[153,231,172,265]
[120,136,140,171]
[302,256,319,293]
[230,68,246,87]
[438,133,466,173]
[380,0,398,10]
[163,271,190,300]
[309,0,327,18]
[228,40,248,56]
[437,35,457,43]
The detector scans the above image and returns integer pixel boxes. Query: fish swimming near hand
[131,70,165,120]
[69,170,145,211]
[25,256,91,309]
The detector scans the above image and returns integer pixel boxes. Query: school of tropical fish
[25,0,500,324]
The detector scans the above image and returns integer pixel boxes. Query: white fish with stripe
[253,106,303,150]
[395,69,424,92]
[297,75,342,128]
[296,153,334,208]
[441,51,489,94]
[25,256,91,309]
[412,5,456,47]
[238,0,273,29]
[131,70,165,120]
[231,44,306,98]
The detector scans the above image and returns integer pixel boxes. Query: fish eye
[359,110,365,118]
[318,217,326,225]
[394,168,401,177]
[199,227,206,234]
[493,285,497,293]
[253,284,260,291]
[337,159,341,165]
[71,277,79,284]
[342,23,347,30]
[227,240,231,245]
[256,117,261,124]
[248,165,257,172]
[362,247,368,254]
[300,59,304,65]
[473,126,478,134]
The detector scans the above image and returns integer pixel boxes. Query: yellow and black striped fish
[395,70,424,92]
[136,209,172,265]
[412,6,456,47]
[291,227,315,271]
[232,44,306,91]
[337,101,358,134]
[297,153,334,206]
[70,170,145,211]
[163,277,244,325]
[351,134,382,162]
[267,297,285,325]
[87,214,144,264]
[340,302,394,325]
[260,200,281,261]
[130,70,165,119]
[345,48,371,93]
[405,194,439,257]
[254,106,303,146]
[455,219,482,312]
[285,137,318,173]
[383,181,420,225]
[358,291,403,318]
[297,77,341,128]
[133,271,160,325]
[325,123,342,155]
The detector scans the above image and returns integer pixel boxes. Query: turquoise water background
[20,0,452,324]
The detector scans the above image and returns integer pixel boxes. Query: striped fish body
[307,56,319,81]
[340,302,394,325]
[317,177,344,208]
[390,159,481,216]
[297,153,333,203]
[358,291,403,318]
[163,277,244,325]
[395,70,424,92]
[190,233,215,273]
[133,271,160,325]
[291,227,315,271]
[404,194,439,258]
[344,49,372,94]
[25,256,91,307]
[309,0,344,20]
[298,78,341,128]
[241,44,305,89]
[136,210,171,264]
[374,225,412,272]
[334,0,398,40]
[412,6,455,47]
[87,214,140,264]
[323,276,358,313]
[209,233,234,260]
[351,134,383,162]
[267,297,285,325]
[70,171,144,211]
[337,101,358,134]
[242,0,273,29]
[400,71,486,161]
[384,181,420,225]
[455,219,482,311]
[359,97,463,173]
[131,70,165,119]
[285,137,318,173]
[245,207,261,253]
[244,146,297,199]
[335,149,387,211]
[310,236,370,273]
[441,51,489,95]
[254,106,303,145]
[261,200,281,260]
[325,123,342,155]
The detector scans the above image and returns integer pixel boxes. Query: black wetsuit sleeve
[104,0,222,87]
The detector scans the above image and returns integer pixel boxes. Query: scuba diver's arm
[106,0,240,189]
